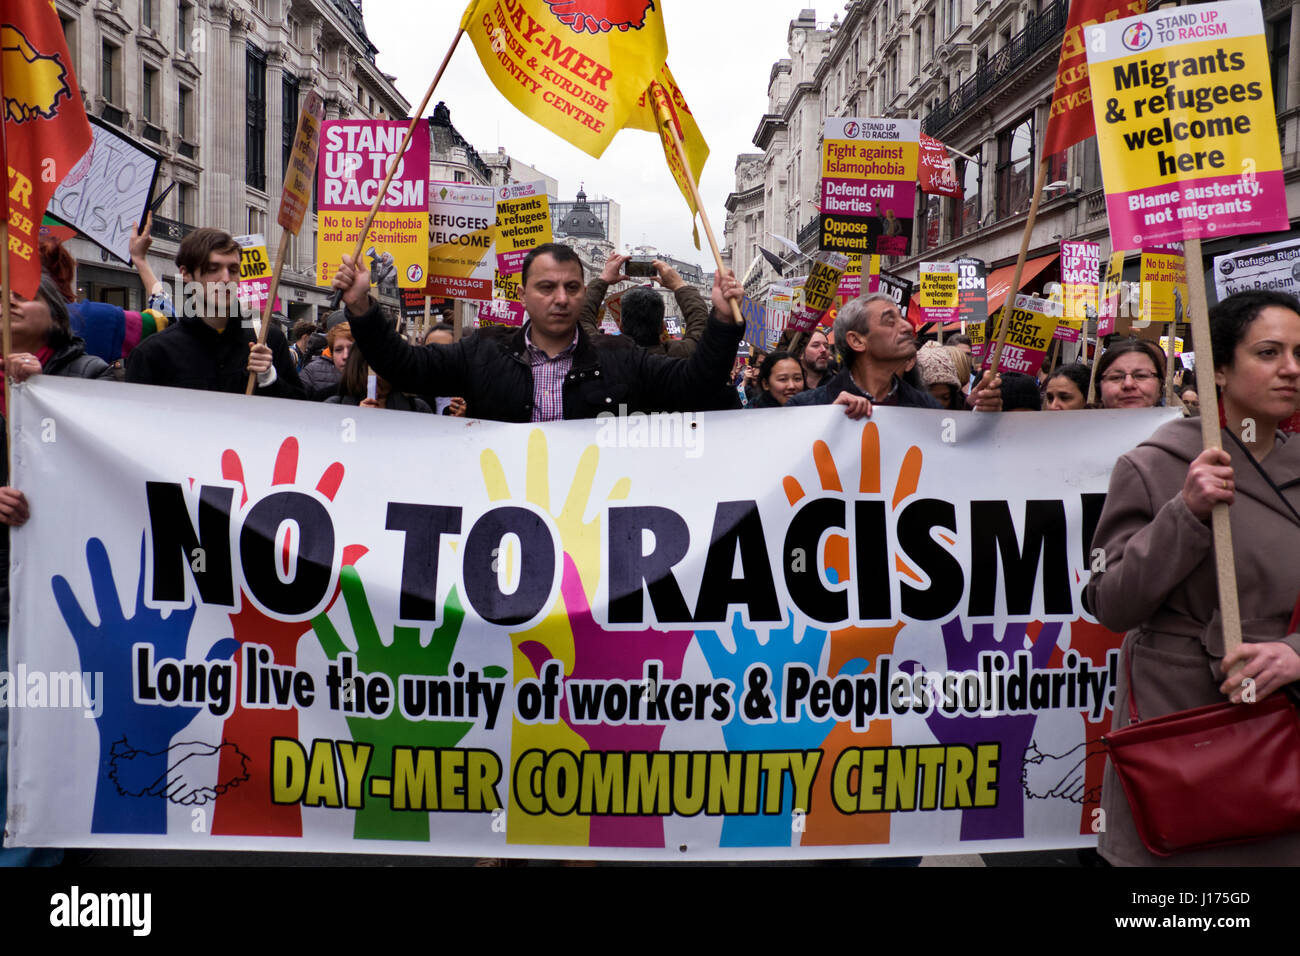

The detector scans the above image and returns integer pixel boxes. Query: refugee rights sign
[7,378,1179,860]
[1085,0,1288,248]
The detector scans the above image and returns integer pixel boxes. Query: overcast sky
[365,3,842,271]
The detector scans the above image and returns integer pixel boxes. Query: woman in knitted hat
[915,341,972,411]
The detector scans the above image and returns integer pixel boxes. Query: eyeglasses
[1100,370,1160,385]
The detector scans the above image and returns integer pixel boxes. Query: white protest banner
[8,377,1175,860]
[1213,238,1300,300]
[47,117,160,264]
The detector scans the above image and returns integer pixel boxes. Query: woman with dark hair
[1086,289,1300,865]
[749,350,804,408]
[1044,362,1091,410]
[1095,338,1166,409]
[5,276,116,405]
[325,345,431,413]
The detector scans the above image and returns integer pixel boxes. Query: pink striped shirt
[525,325,579,422]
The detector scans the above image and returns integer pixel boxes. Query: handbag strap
[1225,429,1300,525]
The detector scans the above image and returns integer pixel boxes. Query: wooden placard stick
[1086,310,1101,405]
[1185,236,1242,657]
[0,62,12,476]
[1165,318,1177,404]
[325,29,465,316]
[649,82,743,325]
[246,90,325,393]
[423,295,431,340]
[987,156,1051,378]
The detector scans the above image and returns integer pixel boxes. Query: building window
[996,115,1034,219]
[246,45,267,190]
[142,65,159,123]
[282,73,300,173]
[178,84,194,142]
[141,0,157,31]
[1079,137,1103,192]
[1270,16,1290,112]
[178,183,196,225]
[101,41,121,105]
[59,14,78,65]
[178,1,194,54]
[950,156,982,236]
[454,170,468,183]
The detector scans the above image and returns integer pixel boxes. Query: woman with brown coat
[1086,290,1300,865]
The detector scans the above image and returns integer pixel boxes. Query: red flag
[1,2,93,297]
[1043,0,1147,156]
[918,134,962,198]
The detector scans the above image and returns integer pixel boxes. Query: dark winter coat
[125,312,303,398]
[345,302,744,422]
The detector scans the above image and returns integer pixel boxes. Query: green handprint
[312,565,492,841]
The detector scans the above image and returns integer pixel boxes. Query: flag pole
[328,28,465,311]
[0,57,12,478]
[987,156,1051,377]
[1184,236,1242,656]
[649,82,743,324]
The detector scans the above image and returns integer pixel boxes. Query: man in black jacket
[125,228,303,398]
[331,243,744,422]
[788,293,1002,415]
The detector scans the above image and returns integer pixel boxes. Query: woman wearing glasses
[1094,339,1166,408]
[1086,290,1300,865]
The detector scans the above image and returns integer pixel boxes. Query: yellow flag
[461,0,668,158]
[629,63,709,248]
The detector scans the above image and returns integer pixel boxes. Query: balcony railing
[152,215,194,244]
[797,213,820,249]
[923,0,1068,137]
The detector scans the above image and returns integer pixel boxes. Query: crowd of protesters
[3,217,1298,870]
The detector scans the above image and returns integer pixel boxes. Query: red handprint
[212,438,366,836]
[544,0,656,33]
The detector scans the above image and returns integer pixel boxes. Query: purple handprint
[52,536,237,833]
[906,617,1062,842]
[518,554,692,848]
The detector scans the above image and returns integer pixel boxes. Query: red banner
[1042,0,1147,156]
[918,134,961,198]
[1,0,93,296]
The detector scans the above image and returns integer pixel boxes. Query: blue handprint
[695,611,831,847]
[52,537,237,834]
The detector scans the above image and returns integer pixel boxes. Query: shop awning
[985,253,1060,315]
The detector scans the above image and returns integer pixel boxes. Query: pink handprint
[518,554,692,848]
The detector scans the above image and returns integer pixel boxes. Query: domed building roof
[556,186,605,239]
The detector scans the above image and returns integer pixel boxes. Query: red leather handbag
[1102,648,1300,856]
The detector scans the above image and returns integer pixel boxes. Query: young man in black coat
[125,228,303,398]
[330,243,745,422]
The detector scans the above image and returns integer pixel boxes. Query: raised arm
[331,254,473,400]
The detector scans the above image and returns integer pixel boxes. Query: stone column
[204,0,234,232]
[229,8,249,235]
[265,44,286,254]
